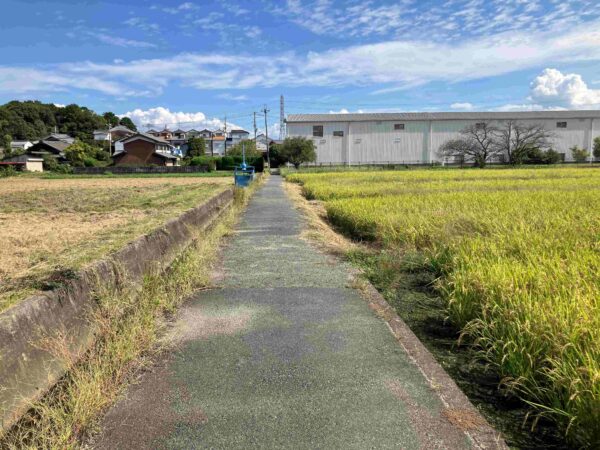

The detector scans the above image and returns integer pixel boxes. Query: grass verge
[0,175,264,449]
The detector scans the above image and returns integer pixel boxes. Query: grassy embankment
[0,174,264,448]
[0,176,231,312]
[287,167,599,448]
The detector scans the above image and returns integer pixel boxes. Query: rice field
[287,167,600,447]
[0,176,231,312]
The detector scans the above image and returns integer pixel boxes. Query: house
[45,133,75,144]
[10,140,34,151]
[230,129,250,144]
[255,133,280,153]
[1,154,44,172]
[157,128,173,140]
[172,129,187,140]
[24,133,75,161]
[198,129,213,139]
[93,125,134,141]
[286,111,600,165]
[112,133,178,166]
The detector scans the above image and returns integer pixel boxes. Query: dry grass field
[0,176,231,312]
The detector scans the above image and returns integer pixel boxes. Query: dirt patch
[443,408,487,432]
[172,304,254,343]
[385,379,469,449]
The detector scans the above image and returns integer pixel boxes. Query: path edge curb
[352,275,508,449]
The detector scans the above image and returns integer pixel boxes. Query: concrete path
[95,176,475,449]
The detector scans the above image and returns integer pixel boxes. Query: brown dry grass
[283,181,355,256]
[0,177,232,312]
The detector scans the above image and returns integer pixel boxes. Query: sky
[1,0,600,135]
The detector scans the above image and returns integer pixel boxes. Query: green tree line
[0,100,137,144]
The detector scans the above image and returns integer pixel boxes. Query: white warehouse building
[285,111,600,165]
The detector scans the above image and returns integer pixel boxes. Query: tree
[438,138,477,166]
[64,140,98,167]
[103,112,120,128]
[462,122,502,167]
[280,136,317,169]
[593,136,600,161]
[187,136,206,157]
[226,140,262,159]
[119,116,137,132]
[494,120,554,165]
[1,134,12,158]
[571,145,590,163]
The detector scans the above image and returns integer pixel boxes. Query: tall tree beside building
[103,112,120,127]
[187,136,206,157]
[118,116,137,131]
[1,134,12,158]
[280,136,317,168]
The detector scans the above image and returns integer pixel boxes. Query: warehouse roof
[286,110,600,123]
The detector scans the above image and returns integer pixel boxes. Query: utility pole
[262,105,270,168]
[223,115,227,155]
[253,112,257,141]
[280,95,285,140]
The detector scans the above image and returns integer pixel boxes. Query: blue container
[234,164,255,187]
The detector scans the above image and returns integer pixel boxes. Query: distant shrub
[543,149,562,164]
[189,156,216,171]
[219,156,235,170]
[0,165,17,177]
[83,156,99,167]
[571,145,590,163]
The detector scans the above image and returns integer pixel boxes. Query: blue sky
[1,0,600,134]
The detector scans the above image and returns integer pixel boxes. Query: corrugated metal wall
[287,117,600,164]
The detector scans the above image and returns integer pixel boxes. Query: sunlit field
[0,176,231,312]
[287,167,600,447]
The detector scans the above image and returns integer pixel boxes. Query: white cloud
[275,0,600,42]
[3,22,600,100]
[120,107,242,131]
[245,26,262,38]
[123,17,160,33]
[530,68,600,108]
[275,0,410,38]
[217,93,249,101]
[88,32,156,48]
[450,102,474,110]
[163,2,197,14]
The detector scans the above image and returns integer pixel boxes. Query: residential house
[112,133,178,166]
[26,133,75,160]
[1,154,44,172]
[230,129,250,144]
[45,133,75,145]
[255,133,280,153]
[10,140,34,152]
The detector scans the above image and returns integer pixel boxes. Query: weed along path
[95,176,502,449]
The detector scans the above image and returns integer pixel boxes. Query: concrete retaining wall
[0,188,234,432]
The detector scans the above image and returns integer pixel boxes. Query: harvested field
[287,167,600,448]
[0,176,231,312]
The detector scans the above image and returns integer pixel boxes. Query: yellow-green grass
[288,167,600,447]
[0,177,231,312]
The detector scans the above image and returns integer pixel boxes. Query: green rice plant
[288,167,600,447]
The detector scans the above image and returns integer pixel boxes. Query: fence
[73,165,209,175]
